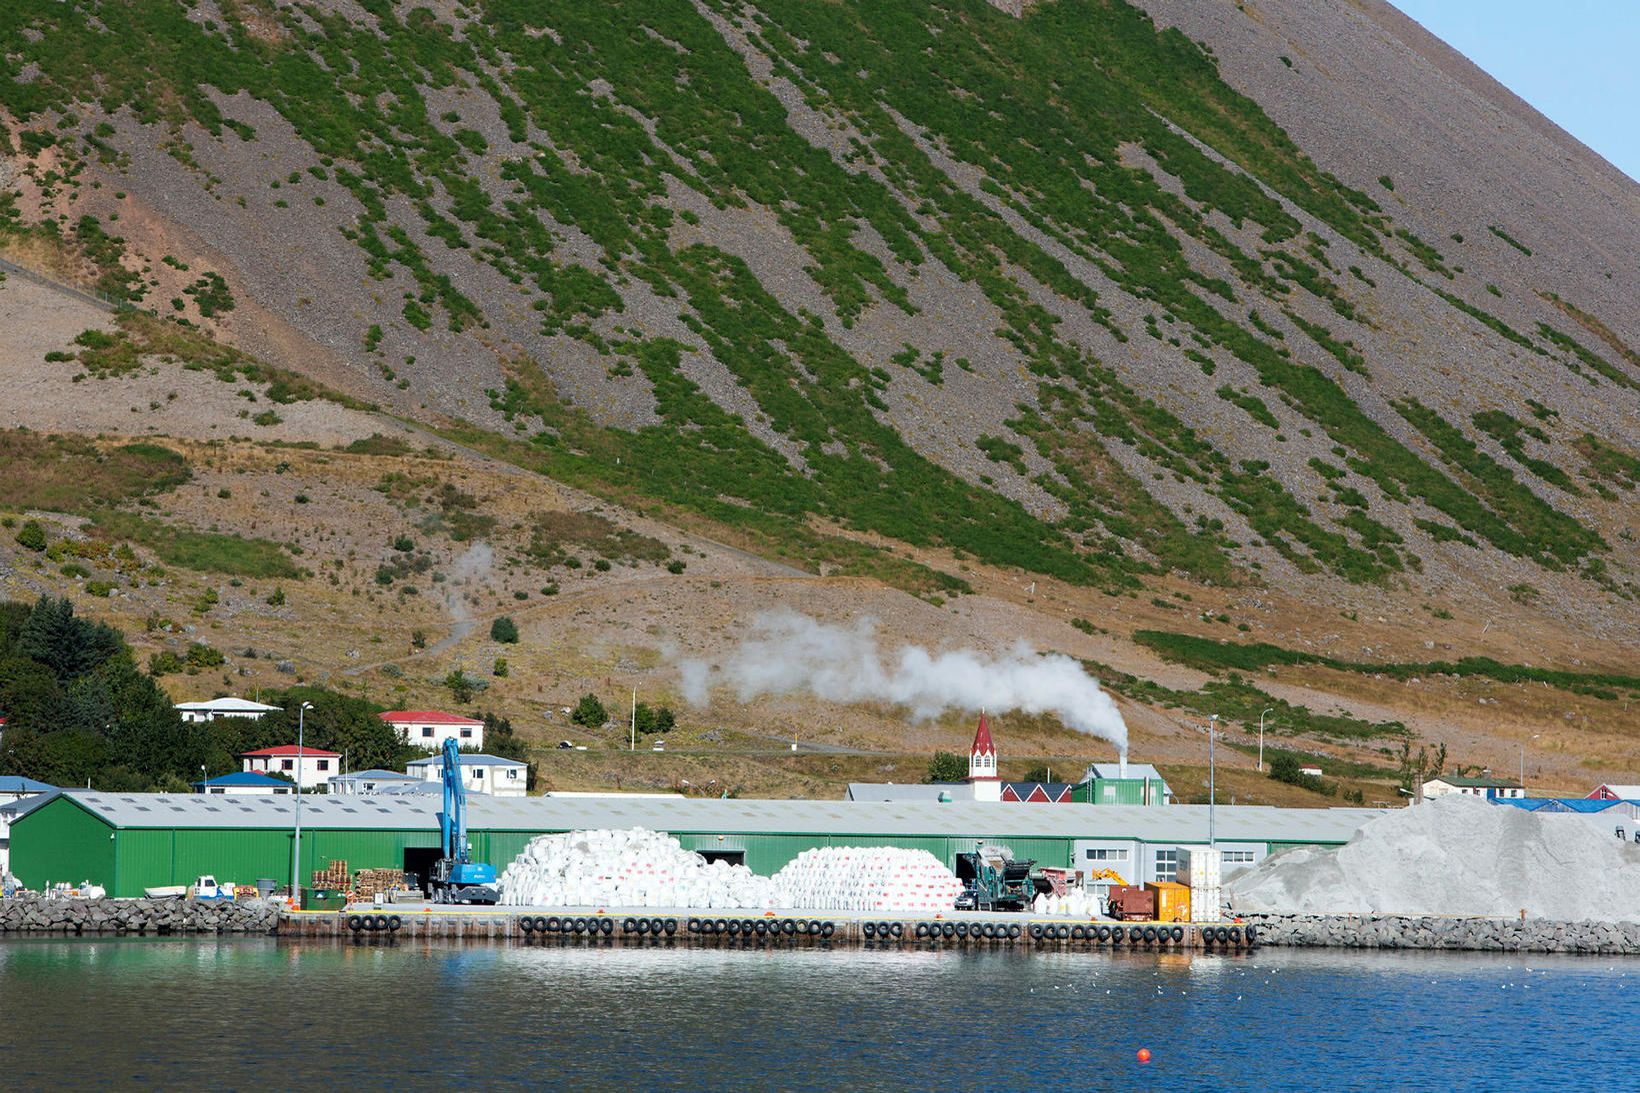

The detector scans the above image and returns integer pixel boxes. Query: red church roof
[379,710,485,726]
[971,713,996,758]
[240,744,341,758]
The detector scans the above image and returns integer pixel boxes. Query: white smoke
[678,610,1128,755]
[443,542,494,624]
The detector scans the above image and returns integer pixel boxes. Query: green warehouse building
[4,791,1380,897]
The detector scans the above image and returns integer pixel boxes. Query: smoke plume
[678,610,1128,755]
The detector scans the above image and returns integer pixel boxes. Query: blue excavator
[430,737,499,904]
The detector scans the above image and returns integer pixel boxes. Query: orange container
[1144,881,1192,923]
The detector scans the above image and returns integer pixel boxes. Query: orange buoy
[1137,1049,1151,1064]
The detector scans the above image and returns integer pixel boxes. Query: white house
[380,710,485,751]
[240,745,340,791]
[328,769,425,796]
[176,697,282,723]
[0,776,54,875]
[405,753,527,798]
[1423,775,1525,800]
[192,772,292,796]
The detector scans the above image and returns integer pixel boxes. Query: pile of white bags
[1031,889,1096,918]
[497,828,783,909]
[771,846,962,913]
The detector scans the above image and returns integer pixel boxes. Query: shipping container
[1144,880,1191,922]
[1106,884,1155,920]
[1177,846,1221,888]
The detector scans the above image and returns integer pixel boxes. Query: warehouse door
[695,850,745,867]
[403,847,442,893]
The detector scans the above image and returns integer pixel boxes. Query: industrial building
[2,790,1381,898]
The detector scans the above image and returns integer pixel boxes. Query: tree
[571,693,607,728]
[443,668,476,704]
[14,520,46,552]
[1023,762,1052,783]
[925,750,967,783]
[490,616,519,644]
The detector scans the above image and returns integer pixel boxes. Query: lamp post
[1208,713,1219,848]
[291,701,313,900]
[1258,707,1273,773]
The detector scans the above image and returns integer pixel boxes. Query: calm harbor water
[0,937,1624,1090]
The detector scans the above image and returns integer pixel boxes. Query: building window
[1153,849,1178,882]
[209,787,224,795]
[364,783,376,792]
[506,769,518,779]
[422,727,434,738]
[1085,848,1130,862]
[460,728,473,739]
[473,769,484,779]
[1222,851,1255,864]
[281,759,294,771]
[317,760,330,771]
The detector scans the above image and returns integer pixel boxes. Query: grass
[0,431,190,511]
[1133,629,1640,700]
[90,511,301,578]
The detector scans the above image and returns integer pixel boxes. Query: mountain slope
[1,0,1639,795]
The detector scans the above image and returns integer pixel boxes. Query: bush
[265,586,286,606]
[148,650,184,675]
[15,520,47,552]
[490,616,519,644]
[393,536,414,552]
[443,668,476,703]
[185,642,224,668]
[666,560,686,574]
[925,750,968,783]
[492,657,508,678]
[571,692,607,728]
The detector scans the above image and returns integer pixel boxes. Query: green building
[4,791,1378,896]
[1071,763,1173,806]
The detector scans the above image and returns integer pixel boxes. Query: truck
[430,737,499,904]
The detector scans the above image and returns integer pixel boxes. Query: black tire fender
[347,915,363,931]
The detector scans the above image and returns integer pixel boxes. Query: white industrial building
[328,769,426,796]
[1423,775,1525,800]
[175,697,282,723]
[405,753,527,797]
[380,710,485,751]
[0,775,54,875]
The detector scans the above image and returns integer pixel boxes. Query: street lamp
[1258,707,1273,774]
[1208,713,1219,848]
[291,701,313,901]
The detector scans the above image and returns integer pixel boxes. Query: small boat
[144,885,186,899]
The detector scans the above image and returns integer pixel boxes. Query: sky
[1390,1,1640,182]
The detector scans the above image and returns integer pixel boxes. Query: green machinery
[954,847,1053,912]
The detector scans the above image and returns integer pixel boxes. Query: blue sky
[1391,1,1640,181]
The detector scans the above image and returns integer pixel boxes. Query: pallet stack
[311,860,350,891]
[353,868,406,901]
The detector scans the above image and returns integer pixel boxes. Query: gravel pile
[1226,796,1640,921]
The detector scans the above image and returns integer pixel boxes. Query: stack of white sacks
[772,846,962,913]
[1031,889,1096,917]
[497,828,783,909]
[1178,847,1222,923]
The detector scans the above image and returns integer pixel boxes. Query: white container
[1188,886,1222,922]
[1177,847,1221,888]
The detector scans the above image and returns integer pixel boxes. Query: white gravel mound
[497,828,783,909]
[1226,796,1640,921]
[771,846,962,913]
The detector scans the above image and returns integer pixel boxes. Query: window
[209,788,224,795]
[473,768,485,779]
[506,769,518,779]
[1221,850,1255,864]
[422,727,434,738]
[1085,848,1130,862]
[281,759,294,771]
[1153,849,1178,882]
[460,728,473,739]
[317,760,330,771]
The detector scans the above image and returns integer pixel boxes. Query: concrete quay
[1242,912,1640,955]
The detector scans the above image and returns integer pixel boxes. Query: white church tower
[969,712,1001,803]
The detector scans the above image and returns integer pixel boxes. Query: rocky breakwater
[1241,913,1640,955]
[1226,797,1640,954]
[0,895,281,935]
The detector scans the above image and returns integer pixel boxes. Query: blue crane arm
[438,737,468,863]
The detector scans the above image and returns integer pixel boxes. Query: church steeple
[969,712,1000,801]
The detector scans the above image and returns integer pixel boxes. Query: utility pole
[1208,713,1219,848]
[291,701,313,901]
[630,689,637,753]
[1258,707,1273,773]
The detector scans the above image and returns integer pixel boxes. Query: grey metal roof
[1086,763,1168,782]
[16,790,441,830]
[465,797,1382,844]
[330,769,420,782]
[846,783,972,802]
[12,789,1385,845]
[405,753,526,769]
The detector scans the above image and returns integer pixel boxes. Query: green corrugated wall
[8,797,115,892]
